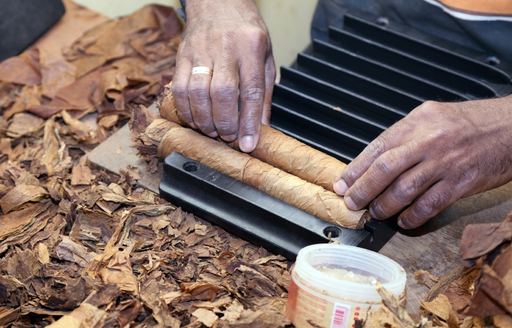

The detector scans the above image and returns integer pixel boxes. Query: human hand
[333,97,512,229]
[172,0,275,152]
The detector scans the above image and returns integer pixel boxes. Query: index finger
[333,134,392,195]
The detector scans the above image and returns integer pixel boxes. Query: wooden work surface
[89,113,512,317]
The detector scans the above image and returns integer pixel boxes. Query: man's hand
[172,0,275,152]
[333,97,512,229]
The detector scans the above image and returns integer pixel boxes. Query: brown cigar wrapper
[155,121,368,229]
[159,85,346,192]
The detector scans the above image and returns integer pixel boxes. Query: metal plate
[160,152,396,260]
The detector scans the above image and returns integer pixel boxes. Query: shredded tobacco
[0,2,290,327]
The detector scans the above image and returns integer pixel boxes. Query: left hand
[333,97,512,229]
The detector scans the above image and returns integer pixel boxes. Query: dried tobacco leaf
[466,246,512,317]
[0,52,41,86]
[71,157,95,186]
[192,308,219,327]
[460,219,512,260]
[54,236,97,267]
[493,314,512,328]
[421,294,459,327]
[99,253,139,294]
[3,86,41,119]
[6,113,43,138]
[0,184,48,213]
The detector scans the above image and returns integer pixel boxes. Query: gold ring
[191,66,213,76]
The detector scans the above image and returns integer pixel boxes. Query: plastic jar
[287,244,406,328]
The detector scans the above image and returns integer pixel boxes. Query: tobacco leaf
[3,86,41,119]
[47,302,106,328]
[97,248,139,295]
[460,216,512,260]
[192,308,219,327]
[32,263,92,310]
[0,276,28,308]
[466,245,512,316]
[422,294,459,327]
[54,236,97,267]
[39,118,72,175]
[0,184,48,213]
[0,202,56,253]
[0,51,41,86]
[0,247,41,283]
[6,113,43,138]
[180,281,224,301]
[493,315,512,328]
[71,156,95,186]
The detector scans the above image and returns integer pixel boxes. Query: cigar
[159,84,346,192]
[150,120,368,229]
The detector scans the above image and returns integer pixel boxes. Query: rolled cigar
[157,123,368,229]
[159,84,346,192]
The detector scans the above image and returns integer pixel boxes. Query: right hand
[172,0,276,152]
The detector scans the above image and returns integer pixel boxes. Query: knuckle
[214,118,237,135]
[195,120,214,133]
[211,85,238,104]
[242,86,265,103]
[395,171,430,201]
[189,84,210,103]
[172,83,188,99]
[242,27,269,56]
[428,127,450,143]
[341,167,358,186]
[417,190,450,217]
[420,100,443,114]
[241,119,259,135]
[373,157,393,176]
[244,27,267,44]
[368,137,388,156]
[348,187,369,207]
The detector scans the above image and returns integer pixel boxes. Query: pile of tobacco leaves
[0,1,510,327]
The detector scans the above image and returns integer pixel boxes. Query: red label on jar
[331,303,352,328]
[287,280,298,320]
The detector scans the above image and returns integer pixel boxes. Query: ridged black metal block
[271,14,512,162]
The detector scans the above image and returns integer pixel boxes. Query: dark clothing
[0,0,65,61]
[312,0,512,62]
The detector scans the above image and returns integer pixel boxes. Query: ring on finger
[191,66,213,76]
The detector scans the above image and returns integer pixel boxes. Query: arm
[333,96,512,229]
[172,0,275,152]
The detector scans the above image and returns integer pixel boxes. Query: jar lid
[293,244,407,303]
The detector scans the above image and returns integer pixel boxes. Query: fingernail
[333,179,348,195]
[221,133,238,142]
[369,206,377,219]
[239,135,255,153]
[397,218,407,229]
[344,196,357,210]
[207,131,218,138]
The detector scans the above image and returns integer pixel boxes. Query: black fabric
[312,0,512,62]
[0,0,65,61]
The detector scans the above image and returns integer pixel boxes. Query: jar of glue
[287,244,406,328]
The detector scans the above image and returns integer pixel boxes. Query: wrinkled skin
[172,0,275,152]
[333,97,512,229]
